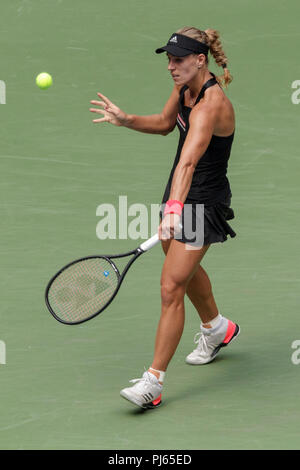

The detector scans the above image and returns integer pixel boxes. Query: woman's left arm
[168,100,220,203]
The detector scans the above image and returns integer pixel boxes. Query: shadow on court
[118,352,251,416]
[118,337,294,415]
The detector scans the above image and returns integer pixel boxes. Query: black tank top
[162,73,235,206]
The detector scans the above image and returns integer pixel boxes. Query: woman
[90,27,240,409]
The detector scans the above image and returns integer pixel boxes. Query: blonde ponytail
[176,26,233,88]
[204,29,232,88]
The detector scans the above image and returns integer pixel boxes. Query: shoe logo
[143,393,153,402]
[170,35,177,43]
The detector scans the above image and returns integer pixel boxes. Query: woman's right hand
[158,213,182,241]
[90,92,129,127]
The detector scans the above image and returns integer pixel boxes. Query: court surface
[0,0,300,450]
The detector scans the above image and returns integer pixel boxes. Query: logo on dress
[177,113,186,132]
[170,35,178,43]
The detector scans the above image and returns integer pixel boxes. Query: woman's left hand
[158,213,182,240]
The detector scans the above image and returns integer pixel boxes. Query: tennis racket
[45,233,160,325]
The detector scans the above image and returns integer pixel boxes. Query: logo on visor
[170,36,178,43]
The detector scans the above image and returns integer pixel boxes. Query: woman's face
[167,53,205,85]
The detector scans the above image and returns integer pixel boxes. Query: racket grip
[139,223,183,252]
[139,234,160,252]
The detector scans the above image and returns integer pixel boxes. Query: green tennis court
[1,0,300,450]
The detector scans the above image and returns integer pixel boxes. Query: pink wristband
[164,199,184,216]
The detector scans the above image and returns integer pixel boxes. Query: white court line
[66,47,89,51]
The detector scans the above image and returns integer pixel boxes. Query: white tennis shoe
[185,317,240,365]
[120,370,163,409]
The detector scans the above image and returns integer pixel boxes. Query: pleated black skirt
[160,195,236,247]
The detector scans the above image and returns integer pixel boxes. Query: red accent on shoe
[223,320,236,344]
[152,394,162,406]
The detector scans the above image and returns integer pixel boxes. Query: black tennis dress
[160,72,236,246]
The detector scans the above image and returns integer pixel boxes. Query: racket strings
[47,258,119,323]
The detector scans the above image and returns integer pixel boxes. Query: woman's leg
[120,240,239,407]
[158,240,240,368]
[150,239,210,372]
[185,266,219,324]
[161,240,219,325]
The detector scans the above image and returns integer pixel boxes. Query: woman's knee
[160,277,186,307]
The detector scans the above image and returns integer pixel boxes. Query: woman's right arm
[90,85,180,136]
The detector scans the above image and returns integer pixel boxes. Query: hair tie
[222,63,227,69]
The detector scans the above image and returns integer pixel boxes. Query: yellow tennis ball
[36,72,53,90]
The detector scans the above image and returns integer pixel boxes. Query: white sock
[202,312,222,329]
[149,368,165,383]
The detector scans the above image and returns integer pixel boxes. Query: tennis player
[90,27,240,409]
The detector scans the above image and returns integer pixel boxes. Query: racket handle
[139,234,160,252]
[139,224,183,252]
